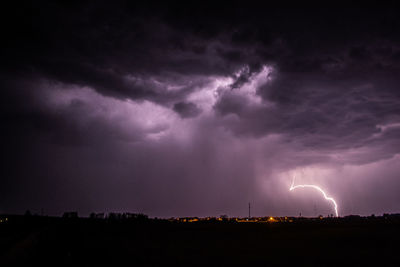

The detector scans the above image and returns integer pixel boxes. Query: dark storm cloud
[173,102,202,118]
[215,69,400,164]
[2,2,400,216]
[2,1,239,105]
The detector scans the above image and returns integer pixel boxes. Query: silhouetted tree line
[90,212,149,222]
[12,210,400,225]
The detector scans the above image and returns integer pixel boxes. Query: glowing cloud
[290,176,339,217]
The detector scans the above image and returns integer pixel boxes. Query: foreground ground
[1,216,399,266]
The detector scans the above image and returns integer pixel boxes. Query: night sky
[2,2,400,218]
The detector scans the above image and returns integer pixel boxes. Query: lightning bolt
[290,176,339,217]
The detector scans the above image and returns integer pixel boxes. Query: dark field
[1,216,400,266]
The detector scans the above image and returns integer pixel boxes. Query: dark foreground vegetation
[1,214,400,266]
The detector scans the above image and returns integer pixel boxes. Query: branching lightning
[290,176,339,217]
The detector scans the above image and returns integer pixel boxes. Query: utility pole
[248,203,251,219]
